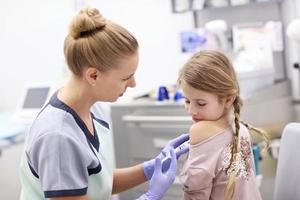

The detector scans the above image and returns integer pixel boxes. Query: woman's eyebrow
[127,73,134,78]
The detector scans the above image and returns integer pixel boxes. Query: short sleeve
[26,132,89,198]
[179,142,221,199]
[180,166,214,195]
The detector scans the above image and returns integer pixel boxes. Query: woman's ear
[84,67,99,86]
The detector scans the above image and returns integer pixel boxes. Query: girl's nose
[187,104,198,115]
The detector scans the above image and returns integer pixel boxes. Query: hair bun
[69,7,107,39]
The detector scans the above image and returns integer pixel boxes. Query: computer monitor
[13,84,54,124]
[22,87,50,109]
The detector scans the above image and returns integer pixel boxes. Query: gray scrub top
[19,92,114,199]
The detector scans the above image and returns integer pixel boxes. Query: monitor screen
[22,87,50,109]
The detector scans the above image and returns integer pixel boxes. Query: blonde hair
[64,7,138,76]
[178,50,269,200]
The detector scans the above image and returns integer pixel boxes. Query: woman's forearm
[112,164,147,194]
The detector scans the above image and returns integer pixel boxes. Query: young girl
[178,50,268,200]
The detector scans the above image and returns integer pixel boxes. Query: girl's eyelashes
[185,99,206,107]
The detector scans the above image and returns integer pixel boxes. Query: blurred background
[1,0,300,199]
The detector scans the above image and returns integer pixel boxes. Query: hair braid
[225,96,242,200]
[240,120,269,150]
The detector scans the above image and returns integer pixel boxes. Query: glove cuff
[143,159,154,180]
[137,192,161,200]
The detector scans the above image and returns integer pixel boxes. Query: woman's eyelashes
[122,76,131,81]
[122,74,134,81]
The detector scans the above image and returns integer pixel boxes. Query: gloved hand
[143,133,189,180]
[137,149,177,200]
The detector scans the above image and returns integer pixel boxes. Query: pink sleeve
[180,141,222,199]
[181,167,213,199]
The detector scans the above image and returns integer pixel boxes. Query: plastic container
[252,144,261,175]
[268,138,280,159]
[157,86,170,101]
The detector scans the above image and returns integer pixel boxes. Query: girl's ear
[224,96,235,109]
[84,67,100,86]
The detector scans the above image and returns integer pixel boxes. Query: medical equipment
[252,144,261,175]
[286,18,300,101]
[286,18,300,43]
[205,20,229,50]
[138,149,177,200]
[143,135,189,180]
[274,123,300,200]
[13,83,54,124]
[180,31,207,53]
[157,86,169,101]
[162,140,190,168]
[134,85,184,102]
[0,112,25,156]
[268,138,280,160]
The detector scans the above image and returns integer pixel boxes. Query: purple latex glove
[137,149,177,200]
[143,133,189,180]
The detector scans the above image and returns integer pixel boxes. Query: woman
[19,7,189,200]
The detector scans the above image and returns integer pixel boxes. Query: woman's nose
[128,76,136,88]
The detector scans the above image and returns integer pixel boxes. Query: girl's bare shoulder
[189,120,228,145]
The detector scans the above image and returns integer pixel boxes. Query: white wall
[94,0,194,102]
[0,0,193,111]
[0,0,74,111]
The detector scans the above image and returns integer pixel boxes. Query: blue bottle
[174,91,183,102]
[252,144,261,175]
[157,86,169,101]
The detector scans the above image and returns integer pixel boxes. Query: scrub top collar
[49,91,100,152]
